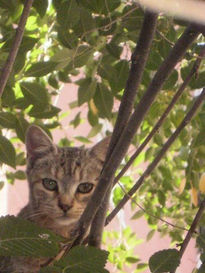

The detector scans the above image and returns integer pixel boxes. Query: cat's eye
[77,183,94,194]
[42,178,58,191]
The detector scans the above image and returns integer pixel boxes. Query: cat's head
[25,125,110,226]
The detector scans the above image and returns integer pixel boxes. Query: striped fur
[0,125,110,273]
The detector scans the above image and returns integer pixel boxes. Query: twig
[113,46,205,185]
[88,11,159,248]
[70,24,199,248]
[106,87,205,225]
[116,181,192,233]
[170,197,205,273]
[0,0,34,97]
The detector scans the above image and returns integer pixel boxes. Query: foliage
[148,249,180,273]
[0,0,204,272]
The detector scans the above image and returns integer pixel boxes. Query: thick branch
[106,87,205,225]
[108,11,158,155]
[71,25,199,248]
[0,0,34,97]
[114,46,205,185]
[88,11,158,248]
[171,197,205,273]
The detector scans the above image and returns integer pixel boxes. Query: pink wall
[2,82,198,272]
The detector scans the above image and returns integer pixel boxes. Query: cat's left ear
[90,136,111,162]
[26,125,56,159]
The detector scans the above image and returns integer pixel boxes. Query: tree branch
[105,87,205,225]
[0,0,34,97]
[70,24,199,248]
[170,197,205,273]
[114,46,205,185]
[88,11,159,248]
[108,11,158,155]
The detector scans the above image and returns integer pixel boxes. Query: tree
[0,0,204,272]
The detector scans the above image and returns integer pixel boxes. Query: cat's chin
[55,216,78,226]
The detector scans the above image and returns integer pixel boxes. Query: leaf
[0,181,4,191]
[57,0,80,28]
[87,124,102,138]
[126,256,140,264]
[1,86,15,107]
[28,105,61,119]
[75,136,91,144]
[33,0,48,17]
[0,112,16,129]
[25,61,57,77]
[77,78,97,105]
[194,132,205,147]
[199,173,205,194]
[2,36,38,54]
[14,170,26,180]
[0,135,16,168]
[149,249,180,273]
[191,187,198,207]
[146,230,155,241]
[15,116,29,142]
[131,210,144,220]
[94,83,113,119]
[163,70,178,90]
[0,216,63,257]
[20,82,49,108]
[55,245,109,273]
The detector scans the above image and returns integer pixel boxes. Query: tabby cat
[0,125,110,273]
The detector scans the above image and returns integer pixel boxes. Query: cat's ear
[26,125,56,159]
[90,136,111,162]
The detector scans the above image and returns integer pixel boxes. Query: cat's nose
[58,202,72,212]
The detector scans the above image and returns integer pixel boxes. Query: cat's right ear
[26,125,56,159]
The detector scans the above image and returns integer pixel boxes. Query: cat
[0,125,110,273]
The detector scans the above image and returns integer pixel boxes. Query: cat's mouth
[55,215,79,226]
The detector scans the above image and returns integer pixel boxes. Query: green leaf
[163,70,178,90]
[131,210,144,220]
[1,86,15,107]
[87,124,102,138]
[28,105,61,119]
[14,170,26,180]
[2,36,38,54]
[72,45,94,68]
[149,249,180,273]
[94,83,113,119]
[146,230,155,241]
[194,131,205,147]
[0,216,63,257]
[0,181,4,191]
[77,78,97,106]
[75,136,91,144]
[0,135,16,168]
[126,256,140,264]
[25,61,57,77]
[57,0,80,28]
[15,116,29,142]
[111,60,129,92]
[20,82,49,108]
[33,0,48,17]
[0,112,16,129]
[55,245,109,273]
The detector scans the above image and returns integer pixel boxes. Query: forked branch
[106,87,205,225]
[71,24,199,248]
[88,11,158,248]
[114,46,205,185]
